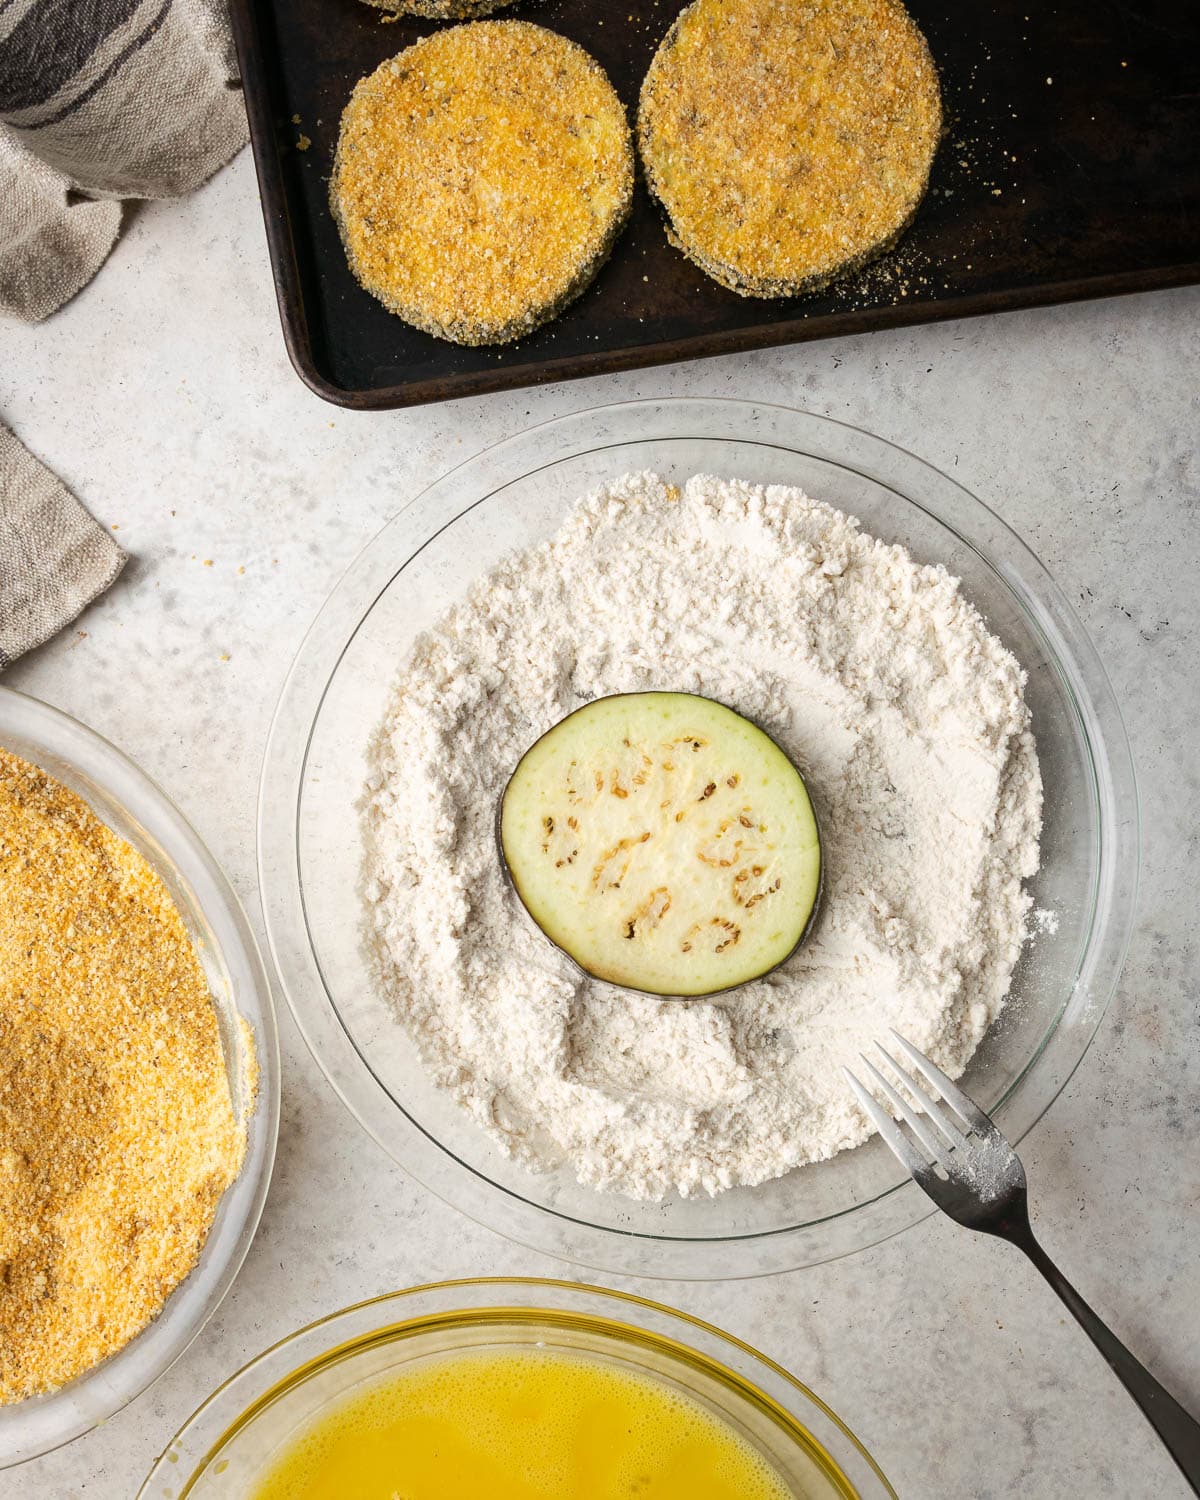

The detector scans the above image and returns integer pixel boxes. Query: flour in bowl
[362,473,1042,1200]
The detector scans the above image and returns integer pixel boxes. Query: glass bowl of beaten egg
[0,688,279,1467]
[139,1278,893,1499]
[258,397,1138,1278]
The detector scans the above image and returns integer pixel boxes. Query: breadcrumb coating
[358,0,515,17]
[332,21,634,345]
[638,0,942,297]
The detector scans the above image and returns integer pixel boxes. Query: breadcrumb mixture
[0,749,251,1403]
[638,0,942,296]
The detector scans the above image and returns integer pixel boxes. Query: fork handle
[1012,1224,1200,1494]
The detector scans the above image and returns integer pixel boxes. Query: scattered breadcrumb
[0,749,253,1402]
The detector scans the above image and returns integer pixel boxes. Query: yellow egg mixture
[252,1345,793,1499]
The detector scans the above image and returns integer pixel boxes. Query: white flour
[362,473,1042,1200]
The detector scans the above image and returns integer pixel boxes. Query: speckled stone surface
[0,152,1197,1499]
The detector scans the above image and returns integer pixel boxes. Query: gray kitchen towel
[0,0,247,322]
[0,425,126,667]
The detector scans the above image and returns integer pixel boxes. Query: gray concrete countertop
[1,153,1197,1499]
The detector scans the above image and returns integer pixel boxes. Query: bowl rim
[0,685,281,1468]
[257,395,1139,1278]
[138,1276,896,1499]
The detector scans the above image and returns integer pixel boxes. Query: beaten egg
[252,1345,792,1499]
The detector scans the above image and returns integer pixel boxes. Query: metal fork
[845,1031,1200,1495]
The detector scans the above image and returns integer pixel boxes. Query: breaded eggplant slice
[331,21,634,346]
[358,0,515,17]
[638,0,942,297]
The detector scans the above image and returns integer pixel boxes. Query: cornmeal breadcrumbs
[0,748,251,1403]
[331,21,634,345]
[638,0,942,297]
[359,0,514,15]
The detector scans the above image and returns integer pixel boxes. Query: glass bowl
[0,688,279,1467]
[139,1278,894,1499]
[257,398,1137,1278]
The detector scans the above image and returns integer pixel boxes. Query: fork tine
[842,1066,931,1179]
[888,1029,997,1135]
[858,1055,953,1166]
[875,1043,971,1153]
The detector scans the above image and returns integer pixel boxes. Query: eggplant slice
[500,693,821,997]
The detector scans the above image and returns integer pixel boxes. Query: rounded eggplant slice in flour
[499,692,822,998]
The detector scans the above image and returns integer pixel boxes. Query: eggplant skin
[499,693,821,998]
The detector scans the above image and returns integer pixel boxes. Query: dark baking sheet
[230,0,1200,409]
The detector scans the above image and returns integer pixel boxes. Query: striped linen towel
[0,425,126,667]
[0,0,246,322]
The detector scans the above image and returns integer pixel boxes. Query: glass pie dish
[0,688,279,1467]
[257,397,1137,1278]
[139,1279,894,1498]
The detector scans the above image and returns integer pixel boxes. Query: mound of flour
[362,473,1042,1200]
